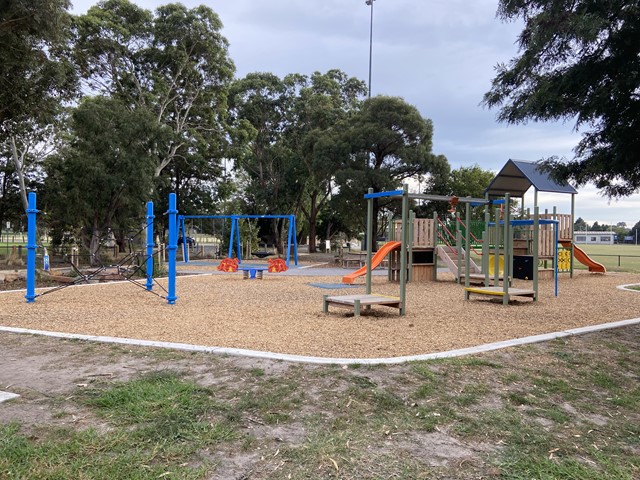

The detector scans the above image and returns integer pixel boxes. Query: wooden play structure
[463,159,605,304]
[329,160,605,311]
[463,193,553,304]
[389,217,437,282]
[326,186,488,316]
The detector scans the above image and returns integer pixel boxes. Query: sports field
[575,243,640,272]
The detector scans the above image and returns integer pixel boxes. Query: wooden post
[408,210,415,282]
[455,212,462,284]
[533,205,539,301]
[365,188,374,295]
[464,202,471,288]
[494,207,500,288]
[433,211,438,281]
[570,193,575,278]
[503,193,511,305]
[399,185,409,315]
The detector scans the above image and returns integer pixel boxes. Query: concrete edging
[2,317,639,365]
[617,283,640,292]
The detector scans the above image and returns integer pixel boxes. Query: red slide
[342,241,401,284]
[560,241,606,273]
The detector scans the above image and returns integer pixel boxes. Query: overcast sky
[70,0,639,228]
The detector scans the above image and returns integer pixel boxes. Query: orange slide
[342,241,401,284]
[560,241,606,273]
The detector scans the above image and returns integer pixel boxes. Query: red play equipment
[217,257,239,272]
[268,258,288,273]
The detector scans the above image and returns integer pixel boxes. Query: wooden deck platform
[464,286,537,304]
[323,294,403,316]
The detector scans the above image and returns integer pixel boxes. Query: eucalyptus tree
[0,152,22,234]
[45,97,159,262]
[484,0,640,197]
[288,70,367,252]
[336,95,450,242]
[227,72,301,250]
[0,0,77,210]
[72,0,234,191]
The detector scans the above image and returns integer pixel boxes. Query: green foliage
[574,216,588,231]
[0,153,23,232]
[484,0,640,197]
[0,0,77,133]
[447,165,495,199]
[228,72,299,217]
[44,96,158,255]
[228,71,364,250]
[290,70,367,251]
[419,164,495,218]
[335,95,450,238]
[0,0,77,216]
[72,0,234,201]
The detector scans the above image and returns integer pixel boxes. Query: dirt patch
[394,430,494,467]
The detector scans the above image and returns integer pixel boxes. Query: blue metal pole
[25,192,38,303]
[235,217,242,263]
[286,217,293,267]
[180,216,189,263]
[292,215,298,266]
[145,201,154,291]
[166,193,178,304]
[228,217,235,259]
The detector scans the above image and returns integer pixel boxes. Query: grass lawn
[1,324,638,479]
[461,243,640,274]
[574,243,640,273]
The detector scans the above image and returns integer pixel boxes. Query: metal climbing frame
[24,192,179,304]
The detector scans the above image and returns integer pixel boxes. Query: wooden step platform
[323,294,402,316]
[464,286,536,304]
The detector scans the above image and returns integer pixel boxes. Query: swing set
[178,214,299,266]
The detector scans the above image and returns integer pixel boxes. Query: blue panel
[364,190,404,199]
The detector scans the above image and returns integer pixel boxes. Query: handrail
[573,252,640,268]
[437,216,483,256]
[436,230,456,253]
[436,216,457,245]
[456,217,483,247]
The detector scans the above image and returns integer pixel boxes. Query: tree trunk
[303,189,331,254]
[324,220,333,247]
[308,217,317,253]
[9,136,28,212]
[306,190,319,253]
[272,218,283,254]
[89,219,102,267]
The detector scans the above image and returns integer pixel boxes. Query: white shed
[574,231,615,245]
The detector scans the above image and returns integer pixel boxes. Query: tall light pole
[366,0,375,98]
[363,0,376,250]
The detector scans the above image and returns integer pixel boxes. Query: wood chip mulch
[1,267,638,359]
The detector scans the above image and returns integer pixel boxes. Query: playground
[3,161,639,360]
[1,263,638,359]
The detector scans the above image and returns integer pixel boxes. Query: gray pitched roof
[484,159,578,197]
